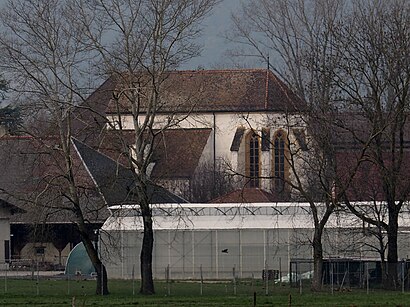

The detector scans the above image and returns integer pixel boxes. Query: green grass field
[1,278,410,306]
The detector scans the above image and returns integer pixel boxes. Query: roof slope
[99,128,211,179]
[104,69,305,114]
[0,198,25,214]
[71,78,115,144]
[72,138,188,205]
[0,136,108,224]
[150,128,211,179]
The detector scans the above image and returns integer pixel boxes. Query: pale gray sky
[0,0,254,70]
[183,0,242,69]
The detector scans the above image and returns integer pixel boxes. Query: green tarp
[64,242,95,276]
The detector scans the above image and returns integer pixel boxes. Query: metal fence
[289,258,410,291]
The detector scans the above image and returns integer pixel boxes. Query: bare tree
[229,0,360,291]
[71,0,219,294]
[0,0,109,295]
[334,0,410,289]
[231,0,410,291]
[189,161,235,202]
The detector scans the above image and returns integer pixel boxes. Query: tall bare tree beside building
[231,0,410,290]
[335,0,410,289]
[229,0,369,291]
[72,0,218,294]
[0,0,109,295]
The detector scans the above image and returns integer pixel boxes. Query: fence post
[330,262,334,295]
[279,257,282,283]
[36,259,39,296]
[265,261,268,296]
[200,264,203,296]
[132,264,135,296]
[67,262,70,295]
[233,266,237,295]
[31,259,35,280]
[4,265,7,293]
[166,264,170,296]
[101,263,104,296]
[402,261,405,294]
[366,262,369,295]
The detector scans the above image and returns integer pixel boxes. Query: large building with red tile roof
[94,68,307,200]
[0,68,307,267]
[66,68,410,281]
[5,67,410,277]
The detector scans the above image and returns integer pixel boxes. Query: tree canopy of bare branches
[70,0,219,294]
[0,0,109,295]
[231,0,410,290]
[229,0,350,291]
[1,0,219,296]
[335,0,410,289]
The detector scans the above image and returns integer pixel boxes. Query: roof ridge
[166,68,269,75]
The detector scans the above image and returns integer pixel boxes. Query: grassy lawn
[1,278,410,306]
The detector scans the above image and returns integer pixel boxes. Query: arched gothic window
[273,130,288,192]
[246,131,260,188]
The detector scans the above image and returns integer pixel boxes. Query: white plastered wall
[108,112,307,192]
[0,207,11,268]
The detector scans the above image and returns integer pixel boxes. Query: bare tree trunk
[77,213,109,295]
[140,210,155,294]
[0,0,111,295]
[376,230,387,287]
[385,214,399,289]
[312,228,324,292]
[95,260,109,295]
[80,232,109,295]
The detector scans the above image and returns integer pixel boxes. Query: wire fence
[2,261,410,297]
[1,262,409,299]
[289,258,410,293]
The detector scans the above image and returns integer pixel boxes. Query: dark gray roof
[0,136,109,224]
[0,198,25,214]
[72,138,188,205]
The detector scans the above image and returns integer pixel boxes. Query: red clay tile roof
[99,128,212,179]
[336,149,410,201]
[104,69,305,114]
[151,128,212,179]
[0,198,25,214]
[329,113,410,201]
[71,77,115,144]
